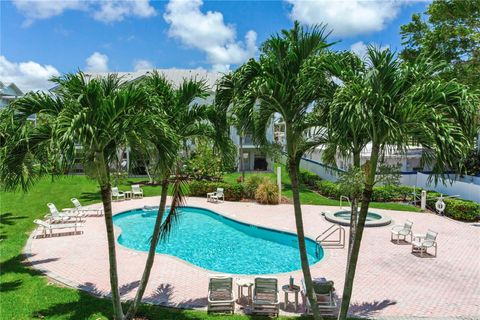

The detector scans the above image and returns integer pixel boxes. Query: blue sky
[0,0,430,91]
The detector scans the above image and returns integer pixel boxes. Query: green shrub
[244,175,267,199]
[187,181,244,201]
[425,191,479,221]
[255,178,279,204]
[372,185,415,201]
[315,180,341,199]
[299,170,321,187]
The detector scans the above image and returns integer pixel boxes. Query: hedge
[188,181,244,201]
[426,191,480,222]
[299,170,322,188]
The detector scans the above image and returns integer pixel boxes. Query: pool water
[335,210,382,221]
[113,206,323,274]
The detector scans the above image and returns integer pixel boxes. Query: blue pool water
[113,206,323,274]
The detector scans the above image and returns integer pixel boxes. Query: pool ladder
[316,223,346,253]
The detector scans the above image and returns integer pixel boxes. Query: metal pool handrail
[339,196,351,211]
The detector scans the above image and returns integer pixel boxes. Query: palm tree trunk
[239,134,245,181]
[125,180,169,319]
[288,157,323,320]
[338,145,380,320]
[100,183,125,320]
[347,151,362,261]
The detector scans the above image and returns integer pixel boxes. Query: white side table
[124,191,132,200]
[236,279,254,305]
[282,284,300,311]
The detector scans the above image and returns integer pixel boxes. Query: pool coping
[111,205,327,277]
[322,210,392,227]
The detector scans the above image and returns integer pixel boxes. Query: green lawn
[0,175,368,320]
[0,170,415,319]
[225,164,421,212]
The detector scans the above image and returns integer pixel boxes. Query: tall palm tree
[0,72,157,320]
[124,71,233,319]
[316,48,478,320]
[232,22,334,320]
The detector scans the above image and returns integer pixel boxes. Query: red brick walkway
[25,197,480,319]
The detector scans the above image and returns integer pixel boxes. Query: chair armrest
[391,225,404,231]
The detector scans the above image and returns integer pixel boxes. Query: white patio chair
[252,277,279,316]
[131,184,144,198]
[34,219,83,237]
[70,198,104,216]
[111,187,125,201]
[207,276,235,313]
[412,229,438,257]
[210,188,225,203]
[47,203,83,223]
[390,220,413,244]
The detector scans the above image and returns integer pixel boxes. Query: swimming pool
[113,206,323,274]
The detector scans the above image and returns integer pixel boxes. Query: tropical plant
[0,72,160,320]
[230,21,335,320]
[255,177,279,204]
[124,71,233,319]
[314,47,477,320]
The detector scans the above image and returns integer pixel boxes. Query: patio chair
[302,279,337,316]
[412,229,438,257]
[131,184,144,199]
[390,220,413,244]
[47,203,83,223]
[252,277,279,316]
[34,219,83,237]
[207,276,235,313]
[70,198,104,216]
[111,187,125,201]
[209,188,225,203]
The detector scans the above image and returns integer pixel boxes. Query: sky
[0,0,431,92]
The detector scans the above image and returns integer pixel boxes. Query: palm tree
[124,71,233,319]
[231,22,334,320]
[316,47,478,320]
[0,72,155,320]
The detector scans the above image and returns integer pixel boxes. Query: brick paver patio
[25,196,480,319]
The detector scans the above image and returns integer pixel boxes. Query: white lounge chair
[208,188,224,203]
[302,279,337,316]
[252,277,279,316]
[47,203,84,223]
[70,198,104,216]
[131,184,144,199]
[391,220,413,244]
[34,219,83,237]
[412,230,438,257]
[207,276,235,313]
[111,187,125,201]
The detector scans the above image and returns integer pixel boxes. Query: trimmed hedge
[188,181,244,201]
[315,181,415,203]
[426,191,480,222]
[299,170,322,187]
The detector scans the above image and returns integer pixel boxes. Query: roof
[0,81,24,97]
[83,69,224,91]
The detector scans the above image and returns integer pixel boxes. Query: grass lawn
[224,164,421,212]
[0,175,370,320]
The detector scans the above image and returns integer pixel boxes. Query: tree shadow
[0,279,22,292]
[0,212,28,226]
[32,281,112,320]
[349,299,397,317]
[119,280,140,297]
[142,283,207,308]
[0,253,48,278]
[78,192,101,202]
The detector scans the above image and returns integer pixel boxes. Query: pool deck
[25,196,480,319]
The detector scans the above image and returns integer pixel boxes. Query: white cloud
[350,41,390,58]
[93,0,156,23]
[286,0,417,37]
[12,0,156,26]
[85,52,109,72]
[0,55,60,92]
[164,0,257,71]
[133,59,154,71]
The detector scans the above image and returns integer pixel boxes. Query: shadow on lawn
[78,192,102,203]
[0,212,28,240]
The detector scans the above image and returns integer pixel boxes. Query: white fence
[289,156,480,203]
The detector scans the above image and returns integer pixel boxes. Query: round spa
[323,210,391,227]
